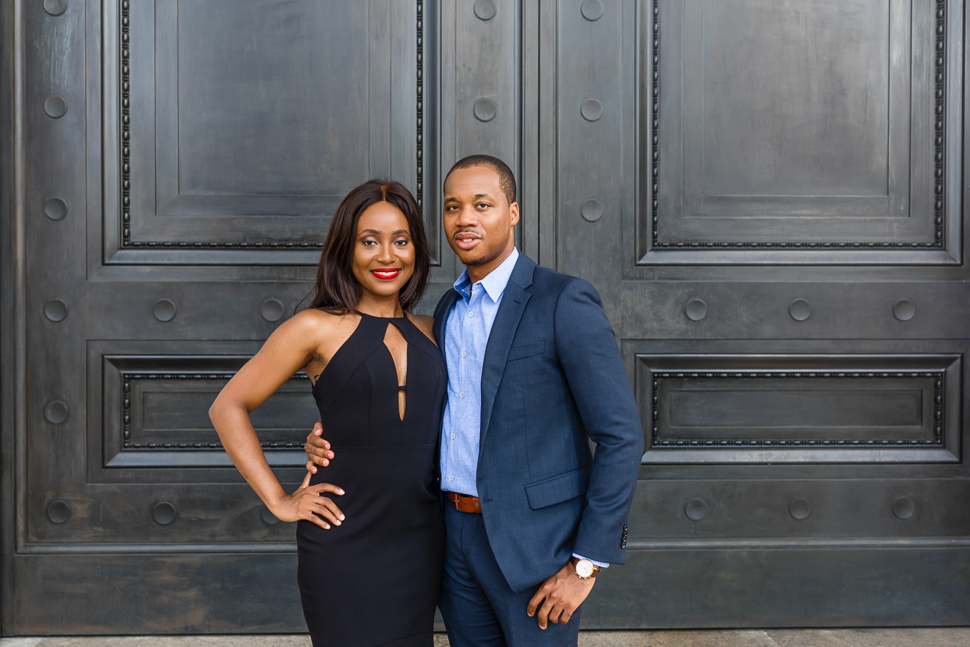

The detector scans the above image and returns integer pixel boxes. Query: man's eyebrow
[444,193,494,202]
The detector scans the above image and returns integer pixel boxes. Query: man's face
[442,165,519,279]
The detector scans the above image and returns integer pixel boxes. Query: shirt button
[451,434,456,439]
[460,393,465,398]
[449,475,455,481]
[461,351,467,358]
[468,311,474,318]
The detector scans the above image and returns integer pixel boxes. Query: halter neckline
[357,310,408,321]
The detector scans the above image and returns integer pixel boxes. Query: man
[305,155,643,646]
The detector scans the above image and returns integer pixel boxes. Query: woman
[209,179,445,647]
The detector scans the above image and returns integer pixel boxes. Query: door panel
[645,0,962,265]
[544,0,970,626]
[6,0,433,633]
[3,0,526,634]
[108,0,425,264]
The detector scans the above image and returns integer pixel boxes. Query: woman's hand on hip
[272,480,345,530]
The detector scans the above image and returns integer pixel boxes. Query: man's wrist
[571,553,609,569]
[570,556,602,579]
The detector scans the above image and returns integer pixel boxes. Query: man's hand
[526,561,596,629]
[305,420,334,474]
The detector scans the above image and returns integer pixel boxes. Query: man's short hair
[445,155,517,205]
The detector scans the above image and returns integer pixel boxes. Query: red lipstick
[371,269,402,281]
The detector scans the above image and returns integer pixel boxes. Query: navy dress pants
[438,504,582,647]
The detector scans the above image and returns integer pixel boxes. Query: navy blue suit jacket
[432,253,644,592]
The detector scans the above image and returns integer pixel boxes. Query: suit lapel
[432,288,460,483]
[433,289,460,372]
[479,255,536,446]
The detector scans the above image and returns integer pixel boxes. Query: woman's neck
[356,294,405,318]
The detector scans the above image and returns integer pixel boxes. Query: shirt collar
[453,247,519,303]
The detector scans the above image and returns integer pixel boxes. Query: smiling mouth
[454,234,481,250]
[371,269,402,281]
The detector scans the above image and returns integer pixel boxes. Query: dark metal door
[2,0,968,635]
[3,0,438,633]
[540,0,970,628]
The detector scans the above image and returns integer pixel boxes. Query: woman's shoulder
[407,313,436,343]
[282,308,357,337]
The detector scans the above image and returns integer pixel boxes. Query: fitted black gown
[297,312,446,647]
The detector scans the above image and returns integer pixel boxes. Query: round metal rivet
[44,95,68,119]
[47,500,71,524]
[44,197,68,221]
[473,98,497,123]
[260,506,281,525]
[684,498,707,521]
[44,400,68,424]
[789,497,811,520]
[153,501,177,526]
[44,0,68,16]
[893,299,916,322]
[581,0,605,21]
[893,497,915,520]
[44,299,68,322]
[473,0,497,21]
[789,299,811,322]
[261,299,285,322]
[580,199,603,222]
[581,98,604,122]
[685,299,708,322]
[153,299,177,322]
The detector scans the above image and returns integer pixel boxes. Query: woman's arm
[209,310,345,529]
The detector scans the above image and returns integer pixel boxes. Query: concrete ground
[2,630,970,647]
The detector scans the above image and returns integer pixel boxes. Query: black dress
[297,312,446,647]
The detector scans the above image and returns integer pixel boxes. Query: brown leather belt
[445,491,482,514]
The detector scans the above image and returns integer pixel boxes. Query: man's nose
[456,206,477,226]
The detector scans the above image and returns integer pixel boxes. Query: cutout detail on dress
[382,322,409,422]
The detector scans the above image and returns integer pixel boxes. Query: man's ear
[509,201,520,227]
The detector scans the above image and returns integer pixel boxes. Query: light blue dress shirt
[440,247,519,498]
[439,247,608,568]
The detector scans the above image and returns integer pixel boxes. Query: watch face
[576,560,594,578]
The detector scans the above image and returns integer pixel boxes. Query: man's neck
[466,245,515,284]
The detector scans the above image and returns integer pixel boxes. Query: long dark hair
[308,179,430,314]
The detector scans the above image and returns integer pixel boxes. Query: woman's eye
[394,239,410,246]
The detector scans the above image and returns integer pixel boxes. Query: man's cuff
[572,553,609,569]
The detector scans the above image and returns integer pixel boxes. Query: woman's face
[352,201,415,303]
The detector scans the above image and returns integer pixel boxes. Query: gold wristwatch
[570,557,601,579]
